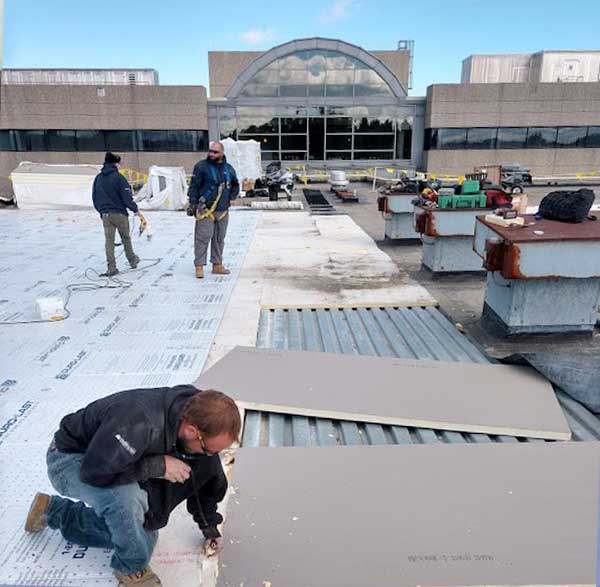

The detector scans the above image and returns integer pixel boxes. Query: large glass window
[76,130,106,151]
[239,84,278,98]
[326,117,352,133]
[354,69,390,97]
[426,126,598,151]
[218,109,237,140]
[237,107,278,134]
[238,134,279,150]
[587,126,600,148]
[526,127,557,148]
[0,130,207,152]
[326,135,351,150]
[281,152,306,161]
[15,130,47,151]
[354,151,395,159]
[281,118,306,133]
[556,127,588,148]
[139,130,169,151]
[281,135,307,150]
[326,151,352,160]
[106,130,135,151]
[0,131,15,150]
[326,69,355,97]
[466,128,497,149]
[238,118,278,134]
[396,117,412,159]
[354,117,394,133]
[438,128,467,149]
[230,105,411,161]
[354,134,394,150]
[166,130,201,151]
[239,49,393,98]
[496,127,527,149]
[424,128,437,150]
[47,130,76,151]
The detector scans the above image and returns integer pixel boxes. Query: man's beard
[179,437,196,454]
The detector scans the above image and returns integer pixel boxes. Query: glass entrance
[308,117,324,160]
[227,104,413,162]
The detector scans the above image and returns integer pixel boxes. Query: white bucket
[36,297,66,321]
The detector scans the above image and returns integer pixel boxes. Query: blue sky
[3,0,600,95]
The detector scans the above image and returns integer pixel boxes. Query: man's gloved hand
[204,537,224,557]
[186,204,197,217]
[198,197,207,212]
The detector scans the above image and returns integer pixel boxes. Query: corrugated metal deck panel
[241,306,600,446]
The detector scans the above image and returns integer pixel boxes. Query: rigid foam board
[196,346,571,440]
[217,443,600,587]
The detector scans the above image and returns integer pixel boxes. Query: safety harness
[196,163,231,222]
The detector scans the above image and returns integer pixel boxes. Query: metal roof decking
[241,306,600,446]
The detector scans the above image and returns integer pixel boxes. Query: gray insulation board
[196,346,571,440]
[218,442,600,587]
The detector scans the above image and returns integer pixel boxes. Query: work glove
[186,204,197,217]
[198,196,207,212]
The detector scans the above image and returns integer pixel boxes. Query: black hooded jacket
[92,163,139,216]
[53,385,227,538]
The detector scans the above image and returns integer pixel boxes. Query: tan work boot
[212,264,230,275]
[195,266,204,279]
[114,567,162,586]
[25,492,51,532]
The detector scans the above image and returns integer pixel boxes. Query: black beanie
[105,152,121,164]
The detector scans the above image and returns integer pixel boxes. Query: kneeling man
[25,386,241,586]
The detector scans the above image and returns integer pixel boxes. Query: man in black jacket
[92,152,147,277]
[24,386,241,587]
[187,141,239,279]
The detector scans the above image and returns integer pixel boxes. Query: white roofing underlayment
[0,206,435,587]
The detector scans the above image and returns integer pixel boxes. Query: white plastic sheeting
[11,162,100,210]
[222,138,261,182]
[136,166,188,211]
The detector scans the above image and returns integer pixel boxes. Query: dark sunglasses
[208,149,221,154]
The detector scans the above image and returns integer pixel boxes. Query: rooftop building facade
[1,68,159,85]
[207,38,421,169]
[0,40,598,176]
[461,51,600,84]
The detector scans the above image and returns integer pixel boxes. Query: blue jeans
[46,448,158,575]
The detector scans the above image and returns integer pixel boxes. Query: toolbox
[438,194,487,209]
[460,179,481,195]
